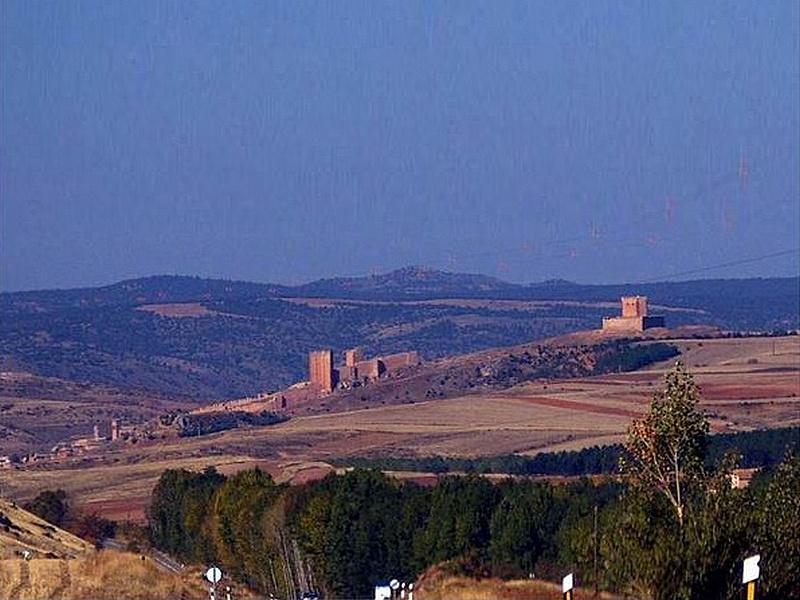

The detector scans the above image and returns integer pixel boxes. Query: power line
[635,248,800,283]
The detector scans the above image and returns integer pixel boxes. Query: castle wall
[602,314,665,332]
[603,295,664,332]
[309,348,421,393]
[355,358,384,380]
[602,316,646,333]
[642,315,665,329]
[381,351,420,372]
[344,347,364,367]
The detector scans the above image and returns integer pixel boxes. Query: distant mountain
[0,275,285,312]
[1,270,797,400]
[291,266,516,299]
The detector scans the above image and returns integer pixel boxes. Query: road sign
[742,554,760,584]
[206,566,223,584]
[562,573,573,593]
[389,579,400,590]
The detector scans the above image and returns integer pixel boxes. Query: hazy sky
[2,1,798,292]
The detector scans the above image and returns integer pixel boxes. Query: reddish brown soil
[136,303,214,318]
[516,395,640,418]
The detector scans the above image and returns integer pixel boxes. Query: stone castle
[602,296,665,333]
[309,347,420,393]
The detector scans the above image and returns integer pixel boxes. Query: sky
[2,1,798,292]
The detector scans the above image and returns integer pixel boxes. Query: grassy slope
[0,498,92,559]
[0,551,219,600]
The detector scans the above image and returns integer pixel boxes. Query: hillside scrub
[4,273,796,399]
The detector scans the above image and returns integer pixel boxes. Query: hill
[0,498,92,560]
[0,498,242,599]
[1,270,796,404]
[2,334,797,526]
[0,550,215,600]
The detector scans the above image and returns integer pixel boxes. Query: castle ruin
[308,346,420,393]
[602,296,665,333]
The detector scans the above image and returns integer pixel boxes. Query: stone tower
[309,350,335,392]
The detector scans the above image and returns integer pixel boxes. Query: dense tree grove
[147,460,798,599]
[147,466,225,563]
[146,365,800,599]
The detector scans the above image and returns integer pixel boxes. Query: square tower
[621,296,648,318]
[344,347,364,367]
[309,350,335,392]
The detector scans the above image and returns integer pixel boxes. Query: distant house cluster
[1,419,126,468]
[94,419,121,442]
[309,347,420,393]
[602,296,665,333]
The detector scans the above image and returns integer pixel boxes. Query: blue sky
[2,1,798,291]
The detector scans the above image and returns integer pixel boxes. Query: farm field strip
[2,335,798,524]
[267,395,630,432]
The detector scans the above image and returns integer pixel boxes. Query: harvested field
[1,335,797,524]
[136,303,214,317]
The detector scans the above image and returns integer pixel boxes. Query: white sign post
[205,566,223,584]
[742,554,760,600]
[562,573,574,600]
[205,565,223,600]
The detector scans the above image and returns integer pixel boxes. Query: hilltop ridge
[1,271,796,404]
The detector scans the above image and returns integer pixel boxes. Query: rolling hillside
[1,269,797,402]
[0,498,92,560]
[2,335,797,528]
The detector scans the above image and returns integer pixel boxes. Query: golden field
[0,335,797,525]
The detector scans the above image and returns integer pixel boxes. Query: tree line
[335,425,799,477]
[146,367,799,599]
[147,459,798,599]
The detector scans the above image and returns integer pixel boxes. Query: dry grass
[137,303,214,318]
[1,453,256,522]
[414,573,624,600]
[0,551,215,600]
[0,498,92,559]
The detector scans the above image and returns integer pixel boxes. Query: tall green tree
[756,453,800,599]
[489,481,561,575]
[210,469,284,591]
[615,363,757,600]
[622,362,709,528]
[147,467,225,562]
[601,491,682,599]
[293,469,415,599]
[420,474,500,565]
